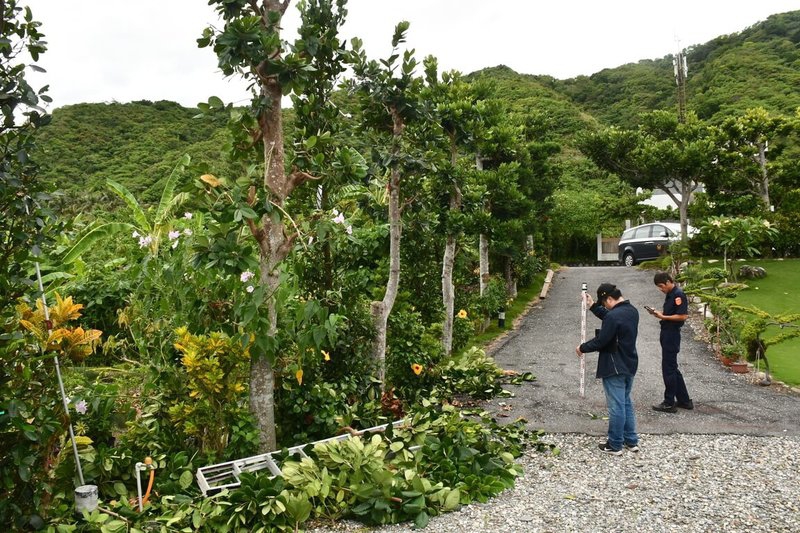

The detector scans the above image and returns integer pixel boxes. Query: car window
[621,228,634,240]
[633,226,651,239]
[652,225,668,238]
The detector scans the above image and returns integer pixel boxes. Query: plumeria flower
[183,228,193,236]
[763,220,771,228]
[184,212,193,220]
[74,400,88,415]
[246,285,255,293]
[711,220,722,227]
[168,230,180,240]
[240,271,255,283]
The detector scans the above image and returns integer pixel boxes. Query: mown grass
[725,258,800,386]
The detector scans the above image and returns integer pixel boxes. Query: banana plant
[62,154,191,262]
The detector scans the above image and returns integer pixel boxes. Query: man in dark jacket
[576,283,640,455]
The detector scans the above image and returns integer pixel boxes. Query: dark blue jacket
[580,300,639,378]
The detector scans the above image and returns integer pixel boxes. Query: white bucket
[75,484,99,514]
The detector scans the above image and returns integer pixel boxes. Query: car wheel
[623,252,635,267]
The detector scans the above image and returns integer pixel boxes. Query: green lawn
[727,259,800,386]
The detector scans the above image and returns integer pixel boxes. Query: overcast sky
[25,0,800,109]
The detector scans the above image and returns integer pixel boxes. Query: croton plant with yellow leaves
[169,327,252,457]
[18,293,102,362]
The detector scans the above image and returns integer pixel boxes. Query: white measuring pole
[579,282,587,398]
[24,200,85,485]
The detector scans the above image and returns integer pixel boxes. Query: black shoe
[676,400,694,410]
[652,402,677,413]
[623,442,640,452]
[598,442,623,455]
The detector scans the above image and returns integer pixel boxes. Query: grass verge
[728,259,800,386]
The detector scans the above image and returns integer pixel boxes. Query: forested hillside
[547,10,800,127]
[35,10,800,221]
[37,100,231,213]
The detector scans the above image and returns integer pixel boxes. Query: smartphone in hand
[644,305,656,315]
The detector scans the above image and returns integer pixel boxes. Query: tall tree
[580,110,719,237]
[718,107,790,210]
[422,58,485,355]
[200,0,349,452]
[347,22,422,382]
[0,0,52,316]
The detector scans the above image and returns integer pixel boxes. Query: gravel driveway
[312,266,800,532]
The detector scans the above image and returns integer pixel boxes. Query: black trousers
[660,327,691,405]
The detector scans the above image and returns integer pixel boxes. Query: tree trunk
[442,235,456,355]
[247,1,293,453]
[441,138,460,356]
[479,234,489,296]
[504,257,516,299]
[475,156,490,297]
[757,142,770,209]
[663,179,695,239]
[371,108,404,384]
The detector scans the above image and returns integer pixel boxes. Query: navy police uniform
[660,285,691,406]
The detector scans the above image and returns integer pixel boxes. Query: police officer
[647,272,694,413]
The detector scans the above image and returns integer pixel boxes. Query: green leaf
[443,488,460,511]
[107,180,150,231]
[414,510,430,529]
[179,470,193,489]
[62,222,135,264]
[113,482,128,497]
[154,154,191,226]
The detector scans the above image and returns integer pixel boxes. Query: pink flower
[246,285,255,293]
[168,230,180,240]
[240,271,255,283]
[75,400,88,414]
[184,212,193,220]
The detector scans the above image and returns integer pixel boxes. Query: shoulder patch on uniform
[675,297,682,306]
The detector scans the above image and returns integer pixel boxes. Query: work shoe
[676,400,694,410]
[624,442,640,453]
[652,402,677,413]
[598,442,623,455]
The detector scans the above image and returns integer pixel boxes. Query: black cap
[597,283,617,300]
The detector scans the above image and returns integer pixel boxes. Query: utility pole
[673,49,688,124]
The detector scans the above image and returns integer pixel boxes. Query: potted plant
[718,342,741,367]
